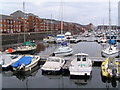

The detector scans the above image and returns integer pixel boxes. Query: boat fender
[8,48,13,53]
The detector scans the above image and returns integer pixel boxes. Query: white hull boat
[53,42,73,56]
[12,55,40,71]
[101,45,119,58]
[41,57,65,74]
[17,45,36,52]
[98,37,107,43]
[43,36,55,43]
[0,54,22,70]
[55,34,66,43]
[69,53,92,77]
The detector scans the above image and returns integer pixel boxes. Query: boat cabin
[47,57,64,64]
[75,53,88,62]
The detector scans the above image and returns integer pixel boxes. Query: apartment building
[0,14,21,33]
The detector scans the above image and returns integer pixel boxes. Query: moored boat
[55,34,66,43]
[101,57,120,79]
[53,42,73,56]
[11,55,40,71]
[43,35,56,43]
[101,45,119,58]
[69,53,92,78]
[0,54,22,70]
[41,57,65,74]
[16,41,37,54]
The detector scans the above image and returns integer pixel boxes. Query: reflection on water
[2,39,120,89]
[70,79,89,86]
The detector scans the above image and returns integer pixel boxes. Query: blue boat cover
[61,42,68,46]
[109,39,115,45]
[45,34,52,37]
[12,56,32,68]
[56,36,64,38]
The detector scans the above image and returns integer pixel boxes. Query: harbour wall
[1,31,56,46]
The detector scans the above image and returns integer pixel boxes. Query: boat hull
[69,70,92,76]
[12,56,40,72]
[54,50,73,56]
[17,49,36,54]
[101,51,119,58]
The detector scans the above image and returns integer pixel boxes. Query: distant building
[0,10,93,34]
[11,10,40,32]
[118,1,120,26]
[97,25,117,30]
[0,14,21,33]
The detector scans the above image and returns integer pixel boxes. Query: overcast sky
[0,0,119,26]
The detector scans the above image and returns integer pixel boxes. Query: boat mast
[51,14,52,34]
[23,2,26,42]
[60,0,63,34]
[109,0,111,40]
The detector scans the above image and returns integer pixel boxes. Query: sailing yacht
[55,0,66,43]
[101,0,119,58]
[101,44,119,58]
[16,2,37,54]
[16,41,37,54]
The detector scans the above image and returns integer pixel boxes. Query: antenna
[109,0,111,39]
[23,2,26,42]
[60,0,63,34]
[51,14,52,34]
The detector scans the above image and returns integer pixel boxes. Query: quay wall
[1,31,56,46]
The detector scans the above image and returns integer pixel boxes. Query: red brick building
[0,15,21,33]
[0,10,94,34]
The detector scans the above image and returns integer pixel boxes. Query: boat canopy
[56,36,65,38]
[12,56,33,68]
[23,41,35,47]
[61,42,68,46]
[45,34,53,37]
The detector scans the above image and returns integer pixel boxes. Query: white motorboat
[53,42,73,56]
[101,45,119,58]
[16,41,37,54]
[11,55,40,71]
[69,53,92,77]
[41,57,65,74]
[0,54,22,70]
[65,32,73,40]
[98,37,107,44]
[43,35,55,43]
[55,34,66,43]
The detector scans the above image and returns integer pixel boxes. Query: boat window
[77,56,81,61]
[47,58,60,62]
[82,56,86,61]
[61,60,64,63]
